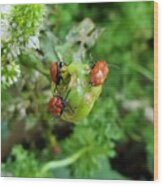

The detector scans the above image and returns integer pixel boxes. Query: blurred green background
[1,2,154,180]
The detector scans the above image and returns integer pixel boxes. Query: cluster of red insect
[48,61,109,117]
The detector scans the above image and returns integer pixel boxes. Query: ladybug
[48,96,64,116]
[50,62,63,85]
[90,60,109,86]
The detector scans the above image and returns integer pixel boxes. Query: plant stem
[41,147,88,173]
[19,53,50,80]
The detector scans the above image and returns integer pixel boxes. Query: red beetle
[50,62,63,85]
[90,61,109,86]
[48,96,64,116]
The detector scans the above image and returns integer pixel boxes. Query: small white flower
[7,64,12,71]
[12,23,17,28]
[0,5,12,14]
[15,46,20,55]
[0,19,10,41]
[26,35,40,49]
[1,76,6,82]
[11,48,18,58]
[10,44,20,58]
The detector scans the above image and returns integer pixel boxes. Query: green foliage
[90,157,128,180]
[40,17,102,64]
[2,145,46,178]
[59,99,121,177]
[1,2,154,180]
[143,126,154,174]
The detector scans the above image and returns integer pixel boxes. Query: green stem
[33,64,50,79]
[19,53,50,80]
[41,147,88,173]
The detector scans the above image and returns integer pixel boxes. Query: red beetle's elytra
[48,96,64,116]
[90,61,109,86]
[50,63,58,83]
[50,62,63,85]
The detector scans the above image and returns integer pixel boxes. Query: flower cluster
[1,62,21,87]
[1,4,44,88]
